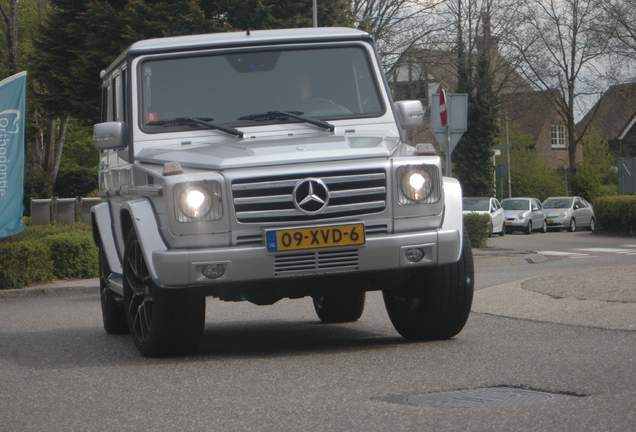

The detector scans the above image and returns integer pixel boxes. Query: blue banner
[0,72,27,238]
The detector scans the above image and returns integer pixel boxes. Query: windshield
[543,198,573,209]
[463,198,489,211]
[501,199,530,211]
[139,45,384,131]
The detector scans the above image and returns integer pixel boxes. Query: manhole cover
[377,386,579,409]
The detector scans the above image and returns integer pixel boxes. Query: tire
[588,217,595,231]
[568,218,576,232]
[540,219,547,233]
[99,245,129,334]
[525,220,532,234]
[498,222,505,236]
[382,228,474,341]
[313,291,366,323]
[487,223,494,238]
[123,229,205,357]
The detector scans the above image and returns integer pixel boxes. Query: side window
[114,69,127,122]
[101,82,112,122]
[114,74,121,122]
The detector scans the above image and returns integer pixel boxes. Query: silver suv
[92,27,473,356]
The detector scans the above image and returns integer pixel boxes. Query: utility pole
[505,116,511,198]
[313,0,317,27]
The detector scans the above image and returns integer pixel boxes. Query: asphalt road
[1,231,635,431]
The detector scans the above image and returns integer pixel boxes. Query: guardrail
[30,197,102,225]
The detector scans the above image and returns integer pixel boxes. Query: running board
[107,275,124,296]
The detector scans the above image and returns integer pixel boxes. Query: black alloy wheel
[123,229,205,357]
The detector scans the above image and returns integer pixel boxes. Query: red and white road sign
[439,89,448,127]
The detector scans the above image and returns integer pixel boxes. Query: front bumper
[152,228,461,287]
[504,220,529,230]
[546,217,568,229]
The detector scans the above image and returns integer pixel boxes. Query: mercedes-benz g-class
[92,27,473,357]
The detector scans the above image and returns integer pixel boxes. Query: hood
[135,133,399,170]
[503,209,529,219]
[544,209,568,217]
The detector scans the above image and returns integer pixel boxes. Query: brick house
[387,49,579,169]
[578,83,636,159]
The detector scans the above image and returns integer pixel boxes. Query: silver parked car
[500,197,547,234]
[463,197,505,236]
[542,196,595,232]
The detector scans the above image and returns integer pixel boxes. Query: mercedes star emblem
[293,178,329,214]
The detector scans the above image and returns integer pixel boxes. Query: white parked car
[462,197,505,236]
[542,196,595,232]
[500,197,547,234]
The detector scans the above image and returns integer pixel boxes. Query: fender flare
[439,176,464,263]
[120,199,168,286]
[92,202,123,275]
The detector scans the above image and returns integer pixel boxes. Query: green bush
[54,166,98,198]
[0,241,55,289]
[593,195,636,233]
[0,222,97,290]
[463,213,491,248]
[44,233,99,279]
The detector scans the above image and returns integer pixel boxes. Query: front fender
[121,199,168,286]
[438,176,464,263]
[92,202,123,275]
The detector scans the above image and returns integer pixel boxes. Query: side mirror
[394,100,425,130]
[93,122,127,150]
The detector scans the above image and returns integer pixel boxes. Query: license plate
[505,222,513,226]
[266,223,365,252]
[547,220,553,224]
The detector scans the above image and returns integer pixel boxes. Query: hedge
[593,195,636,233]
[463,213,491,248]
[0,222,98,290]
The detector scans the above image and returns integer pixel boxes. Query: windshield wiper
[147,117,244,138]
[237,111,335,132]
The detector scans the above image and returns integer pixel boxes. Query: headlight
[560,211,568,218]
[397,165,435,204]
[174,181,223,222]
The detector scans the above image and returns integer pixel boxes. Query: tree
[571,126,617,201]
[600,0,636,67]
[0,0,18,76]
[352,0,442,74]
[453,8,500,197]
[493,122,564,200]
[217,0,352,30]
[506,0,610,168]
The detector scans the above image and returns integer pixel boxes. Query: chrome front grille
[232,169,386,223]
[274,249,359,277]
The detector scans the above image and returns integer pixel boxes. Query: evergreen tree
[31,0,352,125]
[453,15,499,197]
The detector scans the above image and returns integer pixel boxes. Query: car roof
[102,27,372,76]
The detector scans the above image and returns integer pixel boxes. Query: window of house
[391,82,426,101]
[551,124,567,148]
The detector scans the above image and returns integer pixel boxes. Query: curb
[0,279,99,301]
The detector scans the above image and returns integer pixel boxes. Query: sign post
[430,91,468,177]
[0,71,27,238]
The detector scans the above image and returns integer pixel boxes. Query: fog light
[405,248,425,262]
[202,264,225,279]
